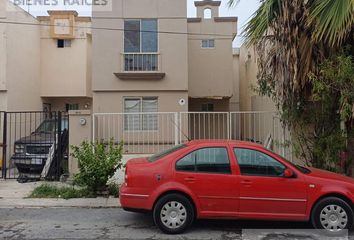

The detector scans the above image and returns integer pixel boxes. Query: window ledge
[114,72,166,80]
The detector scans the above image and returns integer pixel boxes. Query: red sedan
[120,140,354,234]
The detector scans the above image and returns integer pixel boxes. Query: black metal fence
[0,111,69,181]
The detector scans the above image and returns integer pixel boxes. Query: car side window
[176,147,231,174]
[195,148,231,174]
[176,152,195,172]
[234,148,286,177]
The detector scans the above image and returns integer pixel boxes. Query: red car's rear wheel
[153,193,195,234]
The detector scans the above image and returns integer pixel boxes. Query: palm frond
[242,0,281,46]
[308,0,354,47]
[227,0,240,8]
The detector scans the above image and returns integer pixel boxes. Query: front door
[233,147,308,219]
[175,145,239,216]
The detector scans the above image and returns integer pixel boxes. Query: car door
[233,147,308,218]
[174,145,239,216]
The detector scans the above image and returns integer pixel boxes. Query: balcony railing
[122,53,160,72]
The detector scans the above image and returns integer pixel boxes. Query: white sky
[14,0,260,47]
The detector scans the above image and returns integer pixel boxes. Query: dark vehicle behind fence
[10,117,69,182]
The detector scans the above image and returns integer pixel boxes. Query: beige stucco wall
[230,48,240,111]
[93,91,188,113]
[0,92,6,111]
[42,97,92,112]
[0,0,6,95]
[238,44,276,112]
[40,17,92,98]
[187,12,237,99]
[92,0,188,93]
[189,98,230,112]
[4,2,42,111]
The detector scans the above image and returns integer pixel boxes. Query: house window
[201,103,214,112]
[124,97,158,131]
[124,19,158,71]
[65,104,79,112]
[57,39,71,48]
[201,39,215,49]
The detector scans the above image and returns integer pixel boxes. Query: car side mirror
[283,169,295,178]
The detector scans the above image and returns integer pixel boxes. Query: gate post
[2,112,6,179]
[68,110,92,175]
[56,111,62,181]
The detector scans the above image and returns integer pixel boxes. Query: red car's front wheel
[153,193,195,234]
[311,197,353,234]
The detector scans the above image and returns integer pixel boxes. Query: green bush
[71,139,123,193]
[108,183,120,198]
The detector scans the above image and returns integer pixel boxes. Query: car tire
[311,197,353,234]
[153,193,195,234]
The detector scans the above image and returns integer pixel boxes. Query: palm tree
[228,0,353,93]
[229,0,354,47]
[228,0,354,171]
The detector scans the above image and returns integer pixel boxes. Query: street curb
[0,198,122,209]
[0,206,122,209]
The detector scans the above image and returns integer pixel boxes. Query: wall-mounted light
[179,99,186,106]
[79,118,87,126]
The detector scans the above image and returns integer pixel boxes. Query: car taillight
[124,167,129,186]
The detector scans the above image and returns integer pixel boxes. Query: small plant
[71,139,123,194]
[107,173,120,198]
[29,184,93,200]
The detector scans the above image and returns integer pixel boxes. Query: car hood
[308,167,354,184]
[15,133,54,144]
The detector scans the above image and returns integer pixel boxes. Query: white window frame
[123,19,159,54]
[123,97,159,132]
[201,39,215,49]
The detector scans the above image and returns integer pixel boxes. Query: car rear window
[148,144,187,162]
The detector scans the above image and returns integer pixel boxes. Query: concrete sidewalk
[0,180,121,208]
[0,197,120,208]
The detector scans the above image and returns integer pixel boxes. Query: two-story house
[92,0,238,114]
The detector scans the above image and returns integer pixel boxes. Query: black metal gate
[0,111,69,181]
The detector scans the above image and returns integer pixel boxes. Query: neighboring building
[188,0,237,112]
[238,43,276,112]
[0,0,42,112]
[0,0,92,112]
[92,0,238,114]
[38,11,92,113]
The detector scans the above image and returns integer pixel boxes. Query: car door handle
[241,180,252,185]
[184,177,196,183]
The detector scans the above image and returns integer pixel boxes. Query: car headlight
[15,145,25,154]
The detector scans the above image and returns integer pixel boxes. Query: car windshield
[148,144,187,162]
[35,119,68,133]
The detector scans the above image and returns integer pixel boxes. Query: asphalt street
[0,207,348,240]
